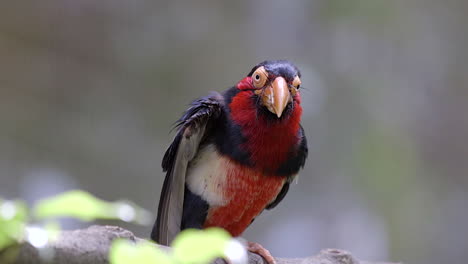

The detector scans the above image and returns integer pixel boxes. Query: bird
[151,60,308,264]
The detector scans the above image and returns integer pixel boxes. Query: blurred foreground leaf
[33,190,152,224]
[109,239,171,264]
[0,199,28,250]
[109,228,245,264]
[172,228,231,264]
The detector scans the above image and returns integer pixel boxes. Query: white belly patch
[185,144,229,206]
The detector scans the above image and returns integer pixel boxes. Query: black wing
[151,92,224,245]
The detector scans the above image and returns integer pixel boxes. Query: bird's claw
[247,242,276,264]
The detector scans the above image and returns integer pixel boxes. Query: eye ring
[251,66,268,88]
[292,75,301,89]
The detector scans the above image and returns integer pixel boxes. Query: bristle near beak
[261,77,291,118]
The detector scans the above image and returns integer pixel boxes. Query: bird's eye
[292,75,302,89]
[251,66,268,88]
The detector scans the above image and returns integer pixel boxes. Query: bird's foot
[247,242,276,264]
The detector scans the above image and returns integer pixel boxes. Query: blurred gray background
[1,1,467,263]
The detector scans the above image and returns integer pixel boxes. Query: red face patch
[236,76,254,90]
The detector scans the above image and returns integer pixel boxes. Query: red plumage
[203,157,285,236]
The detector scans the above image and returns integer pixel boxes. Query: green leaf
[0,221,19,250]
[109,239,172,264]
[33,190,112,221]
[0,200,28,250]
[172,228,231,264]
[33,190,152,224]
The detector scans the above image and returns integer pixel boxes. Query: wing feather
[151,92,224,245]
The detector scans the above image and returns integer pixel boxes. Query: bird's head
[236,60,302,118]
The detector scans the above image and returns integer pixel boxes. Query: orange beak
[261,77,291,118]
